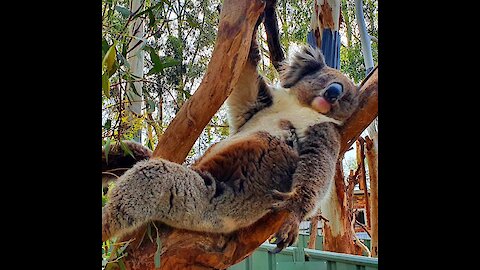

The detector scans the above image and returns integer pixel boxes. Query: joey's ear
[279,45,326,88]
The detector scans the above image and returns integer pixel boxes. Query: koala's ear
[279,45,326,88]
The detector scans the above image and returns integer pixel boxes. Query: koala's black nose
[324,83,343,103]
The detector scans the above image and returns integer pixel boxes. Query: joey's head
[279,45,359,122]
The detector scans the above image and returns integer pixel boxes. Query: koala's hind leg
[102,158,234,242]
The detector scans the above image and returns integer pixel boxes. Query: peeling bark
[321,163,362,255]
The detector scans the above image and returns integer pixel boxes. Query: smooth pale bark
[128,0,144,142]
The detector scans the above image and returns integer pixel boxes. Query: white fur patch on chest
[235,88,342,141]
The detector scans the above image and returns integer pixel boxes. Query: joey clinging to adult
[102,20,359,252]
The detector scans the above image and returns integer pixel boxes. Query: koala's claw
[268,214,300,253]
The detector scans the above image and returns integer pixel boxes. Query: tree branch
[340,66,378,156]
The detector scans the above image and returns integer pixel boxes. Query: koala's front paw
[268,189,298,211]
[268,214,301,254]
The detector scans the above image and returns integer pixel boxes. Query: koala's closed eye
[323,83,343,103]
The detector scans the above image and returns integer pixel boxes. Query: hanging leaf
[120,140,135,159]
[104,119,112,130]
[104,137,111,164]
[147,139,154,151]
[118,259,127,270]
[147,56,180,75]
[148,10,156,28]
[147,223,154,243]
[146,99,156,114]
[182,89,192,99]
[102,38,110,58]
[102,45,117,77]
[154,233,162,269]
[102,72,111,98]
[132,1,164,20]
[145,46,162,70]
[115,5,131,18]
[186,16,200,28]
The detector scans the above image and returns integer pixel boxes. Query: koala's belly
[192,131,299,194]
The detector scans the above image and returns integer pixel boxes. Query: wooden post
[356,137,370,228]
[307,215,320,249]
[365,135,378,257]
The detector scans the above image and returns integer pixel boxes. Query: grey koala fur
[102,27,359,252]
[102,140,152,187]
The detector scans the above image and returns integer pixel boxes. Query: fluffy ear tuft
[279,45,326,88]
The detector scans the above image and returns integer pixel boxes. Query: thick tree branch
[340,66,378,156]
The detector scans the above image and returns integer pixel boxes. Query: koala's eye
[323,83,343,103]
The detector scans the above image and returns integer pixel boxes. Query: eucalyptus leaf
[115,5,131,18]
[186,17,200,28]
[102,38,110,58]
[182,90,192,99]
[147,139,154,151]
[118,259,127,270]
[120,140,135,159]
[104,138,111,165]
[102,45,117,76]
[147,56,180,75]
[104,119,112,130]
[154,233,162,268]
[147,99,156,113]
[147,222,154,243]
[148,10,156,28]
[102,72,111,98]
[132,1,164,20]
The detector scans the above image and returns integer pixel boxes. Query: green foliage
[339,0,378,83]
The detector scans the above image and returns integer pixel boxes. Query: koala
[102,140,152,187]
[101,26,359,253]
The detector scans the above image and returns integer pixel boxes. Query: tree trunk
[128,0,144,142]
[321,163,362,255]
[365,135,378,257]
